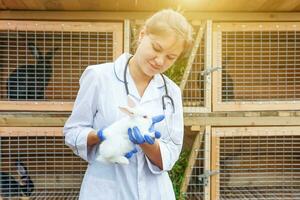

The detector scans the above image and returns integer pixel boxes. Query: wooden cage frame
[0,20,123,111]
[211,126,300,200]
[0,126,86,199]
[181,20,212,113]
[212,22,300,111]
[180,126,211,200]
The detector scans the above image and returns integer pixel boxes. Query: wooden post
[180,23,205,92]
[180,126,205,198]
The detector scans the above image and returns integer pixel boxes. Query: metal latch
[198,170,219,186]
[201,67,221,76]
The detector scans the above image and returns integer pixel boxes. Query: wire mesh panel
[0,127,87,199]
[181,126,209,200]
[182,29,205,107]
[212,23,300,111]
[0,21,123,111]
[181,22,211,113]
[211,127,300,200]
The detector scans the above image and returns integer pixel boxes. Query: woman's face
[133,29,184,78]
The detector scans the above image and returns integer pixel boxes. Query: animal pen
[0,1,300,200]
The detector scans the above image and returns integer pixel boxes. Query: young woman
[63,9,193,200]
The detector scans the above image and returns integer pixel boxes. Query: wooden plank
[43,0,63,10]
[113,21,124,59]
[2,11,300,21]
[180,127,205,197]
[0,20,123,32]
[183,106,211,113]
[184,116,300,126]
[191,125,202,131]
[60,0,81,10]
[123,19,130,53]
[1,0,26,10]
[0,115,67,127]
[180,24,204,92]
[204,20,212,113]
[213,102,300,112]
[258,0,300,11]
[0,101,74,111]
[0,127,63,136]
[212,28,221,114]
[0,0,7,10]
[188,12,300,21]
[210,128,218,200]
[214,126,300,137]
[21,0,46,10]
[0,114,299,127]
[213,22,300,31]
[204,126,211,200]
[2,0,300,12]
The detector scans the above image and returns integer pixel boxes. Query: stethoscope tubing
[123,56,175,112]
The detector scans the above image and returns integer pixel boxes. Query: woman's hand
[128,115,164,145]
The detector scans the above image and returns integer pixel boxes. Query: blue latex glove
[97,129,106,141]
[97,129,138,159]
[128,115,165,145]
[124,147,138,159]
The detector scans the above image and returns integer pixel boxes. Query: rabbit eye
[143,115,147,118]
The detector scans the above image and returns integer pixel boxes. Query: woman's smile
[148,61,161,71]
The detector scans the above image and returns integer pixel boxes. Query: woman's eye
[152,44,160,52]
[167,56,176,60]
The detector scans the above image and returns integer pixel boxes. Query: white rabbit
[96,97,164,165]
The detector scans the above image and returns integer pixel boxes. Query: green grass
[165,58,190,199]
[169,149,191,200]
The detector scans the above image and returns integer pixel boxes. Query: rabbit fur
[96,97,163,165]
[0,160,34,198]
[7,42,59,100]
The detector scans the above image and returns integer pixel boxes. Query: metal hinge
[198,170,219,186]
[201,67,221,76]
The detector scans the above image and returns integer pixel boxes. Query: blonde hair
[143,9,194,59]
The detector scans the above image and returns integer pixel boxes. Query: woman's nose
[154,55,164,66]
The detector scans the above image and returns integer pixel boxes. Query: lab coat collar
[113,53,165,103]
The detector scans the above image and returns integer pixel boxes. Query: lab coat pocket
[81,176,117,200]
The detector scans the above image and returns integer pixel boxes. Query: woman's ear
[138,27,146,42]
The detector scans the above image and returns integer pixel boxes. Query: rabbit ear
[127,95,136,108]
[119,106,135,117]
[45,47,59,60]
[28,42,41,58]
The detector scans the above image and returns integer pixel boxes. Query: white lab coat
[63,53,184,200]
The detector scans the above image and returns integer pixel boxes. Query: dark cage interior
[221,31,300,102]
[0,29,114,101]
[219,135,300,199]
[0,133,87,199]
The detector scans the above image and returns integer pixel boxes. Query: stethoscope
[123,56,182,146]
[123,56,175,113]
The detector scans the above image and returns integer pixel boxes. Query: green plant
[169,149,191,200]
[165,58,190,199]
[164,58,188,85]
